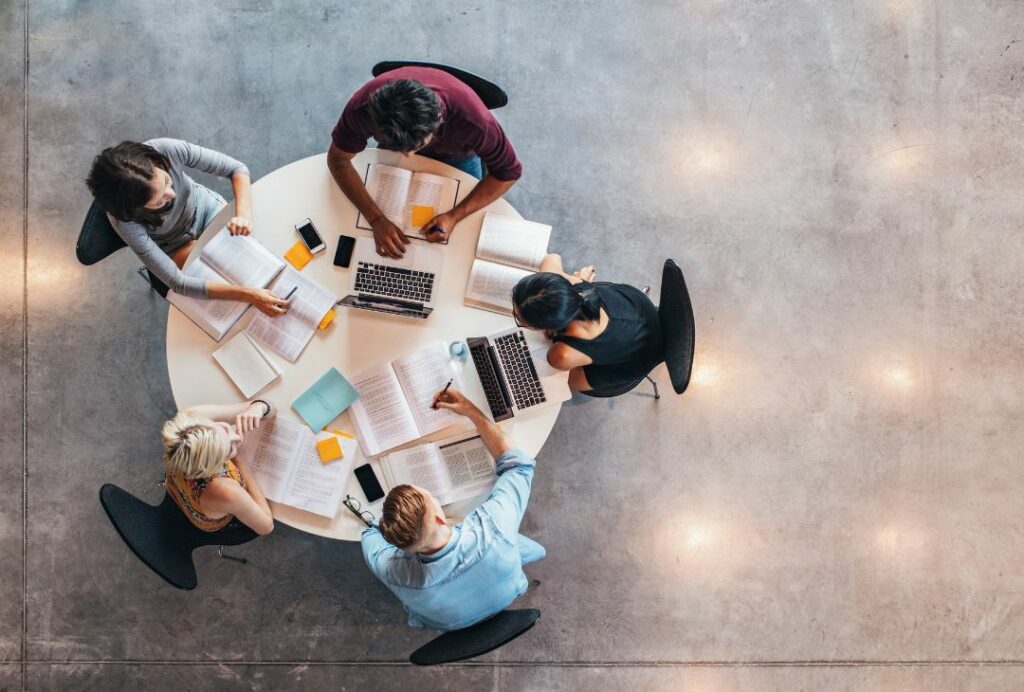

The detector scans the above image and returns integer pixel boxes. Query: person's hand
[235,403,265,435]
[423,211,457,243]
[250,288,290,316]
[431,387,481,419]
[572,265,597,282]
[371,216,409,258]
[227,215,253,235]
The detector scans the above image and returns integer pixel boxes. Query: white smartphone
[295,218,326,254]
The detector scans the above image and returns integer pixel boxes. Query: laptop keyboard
[494,331,547,409]
[354,262,435,303]
[469,341,512,420]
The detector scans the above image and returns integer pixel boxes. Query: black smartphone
[334,234,356,267]
[295,218,326,254]
[354,463,385,503]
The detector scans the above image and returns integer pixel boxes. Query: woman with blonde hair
[162,400,276,535]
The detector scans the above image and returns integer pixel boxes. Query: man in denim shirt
[361,388,545,630]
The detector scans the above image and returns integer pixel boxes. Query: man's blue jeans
[431,153,483,180]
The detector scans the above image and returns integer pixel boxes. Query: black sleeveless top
[552,282,663,387]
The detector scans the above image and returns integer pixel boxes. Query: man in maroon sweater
[327,66,523,258]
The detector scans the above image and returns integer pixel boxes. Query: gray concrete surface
[4,0,1024,689]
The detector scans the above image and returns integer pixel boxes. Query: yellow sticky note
[316,436,343,463]
[284,241,313,270]
[411,205,435,228]
[318,308,336,330]
[331,429,355,440]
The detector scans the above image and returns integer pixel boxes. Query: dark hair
[512,273,603,332]
[368,79,442,152]
[85,141,172,229]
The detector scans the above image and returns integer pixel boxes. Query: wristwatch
[251,399,272,418]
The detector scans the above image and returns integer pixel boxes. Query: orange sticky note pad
[316,436,343,463]
[411,205,435,228]
[318,309,336,330]
[284,241,313,270]
[331,429,355,440]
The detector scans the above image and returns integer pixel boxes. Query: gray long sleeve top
[109,138,249,298]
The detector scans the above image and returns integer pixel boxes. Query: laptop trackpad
[530,347,560,378]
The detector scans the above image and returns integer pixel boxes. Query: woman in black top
[511,254,663,393]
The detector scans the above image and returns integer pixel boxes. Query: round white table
[166,149,563,540]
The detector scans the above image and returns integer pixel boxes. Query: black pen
[280,285,298,311]
[432,378,454,409]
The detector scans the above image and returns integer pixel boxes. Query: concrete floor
[3,1,1024,690]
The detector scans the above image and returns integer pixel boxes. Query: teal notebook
[292,367,359,431]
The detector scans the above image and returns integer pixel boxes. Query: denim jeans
[429,153,483,180]
[188,183,228,240]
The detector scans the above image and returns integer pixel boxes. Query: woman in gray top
[86,139,288,315]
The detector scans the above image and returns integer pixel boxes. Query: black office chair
[582,260,695,399]
[76,201,169,297]
[99,484,258,590]
[409,609,540,666]
[371,61,508,110]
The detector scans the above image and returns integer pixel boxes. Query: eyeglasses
[513,310,530,329]
[343,495,375,528]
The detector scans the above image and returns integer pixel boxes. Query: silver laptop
[339,237,445,319]
[464,327,571,422]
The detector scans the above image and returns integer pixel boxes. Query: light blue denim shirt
[361,448,545,631]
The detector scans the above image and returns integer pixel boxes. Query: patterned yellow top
[165,459,247,532]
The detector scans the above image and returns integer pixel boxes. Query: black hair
[512,273,603,332]
[85,141,172,229]
[368,79,442,152]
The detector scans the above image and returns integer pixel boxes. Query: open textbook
[355,163,461,240]
[245,267,340,363]
[167,228,285,340]
[380,434,496,506]
[464,213,552,315]
[348,342,470,456]
[236,417,357,518]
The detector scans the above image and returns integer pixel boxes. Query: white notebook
[245,267,340,363]
[348,342,470,457]
[380,434,496,506]
[355,163,461,240]
[212,332,281,398]
[235,417,358,518]
[464,213,552,315]
[167,228,285,340]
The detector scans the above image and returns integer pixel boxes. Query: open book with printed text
[348,342,470,457]
[464,213,552,315]
[236,417,357,518]
[379,434,496,506]
[245,267,339,363]
[167,228,285,340]
[355,163,461,241]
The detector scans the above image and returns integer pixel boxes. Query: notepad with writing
[355,163,461,241]
[464,213,552,315]
[379,434,496,506]
[212,331,281,398]
[167,228,285,340]
[236,417,358,518]
[292,367,359,431]
[348,342,470,457]
[245,267,340,363]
